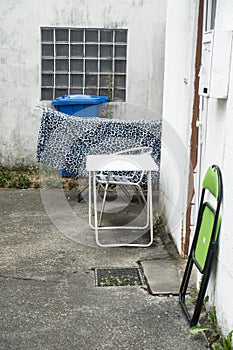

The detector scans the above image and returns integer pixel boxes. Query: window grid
[41,27,127,101]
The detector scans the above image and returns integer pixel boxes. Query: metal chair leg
[98,183,109,226]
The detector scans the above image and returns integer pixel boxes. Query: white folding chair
[86,147,158,247]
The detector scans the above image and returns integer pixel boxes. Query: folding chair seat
[179,165,223,326]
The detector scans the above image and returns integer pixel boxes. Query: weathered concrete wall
[162,0,233,336]
[0,0,167,166]
[160,0,199,252]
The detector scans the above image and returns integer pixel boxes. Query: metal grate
[95,267,144,287]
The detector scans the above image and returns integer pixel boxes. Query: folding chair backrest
[193,202,221,272]
[193,165,223,272]
[179,164,223,326]
[202,165,221,200]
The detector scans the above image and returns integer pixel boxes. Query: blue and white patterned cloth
[37,108,162,182]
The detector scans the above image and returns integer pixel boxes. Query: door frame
[183,0,204,256]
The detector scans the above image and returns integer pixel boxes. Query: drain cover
[95,267,144,287]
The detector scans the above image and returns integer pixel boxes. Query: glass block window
[41,27,128,101]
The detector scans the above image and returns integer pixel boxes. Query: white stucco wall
[161,0,199,253]
[201,0,233,336]
[163,0,233,335]
[0,0,167,166]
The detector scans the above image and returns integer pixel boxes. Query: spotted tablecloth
[37,108,162,182]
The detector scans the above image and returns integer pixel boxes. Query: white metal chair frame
[86,147,158,247]
[96,147,152,226]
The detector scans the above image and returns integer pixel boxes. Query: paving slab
[141,259,186,295]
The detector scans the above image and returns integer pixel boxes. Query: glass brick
[70,88,83,94]
[100,30,113,43]
[86,74,98,87]
[42,59,54,72]
[84,88,97,95]
[42,74,54,86]
[70,29,83,42]
[41,28,53,42]
[56,44,69,57]
[115,45,126,58]
[115,60,126,73]
[70,44,83,57]
[100,60,112,73]
[55,74,68,86]
[55,88,68,97]
[42,44,53,57]
[86,44,98,57]
[56,29,68,42]
[100,45,113,58]
[100,74,109,87]
[85,29,98,42]
[115,30,127,43]
[114,75,126,88]
[114,89,125,101]
[70,74,83,87]
[70,59,83,72]
[85,60,98,72]
[99,88,109,96]
[41,88,53,100]
[56,59,68,71]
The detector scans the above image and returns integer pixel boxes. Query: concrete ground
[0,188,206,350]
